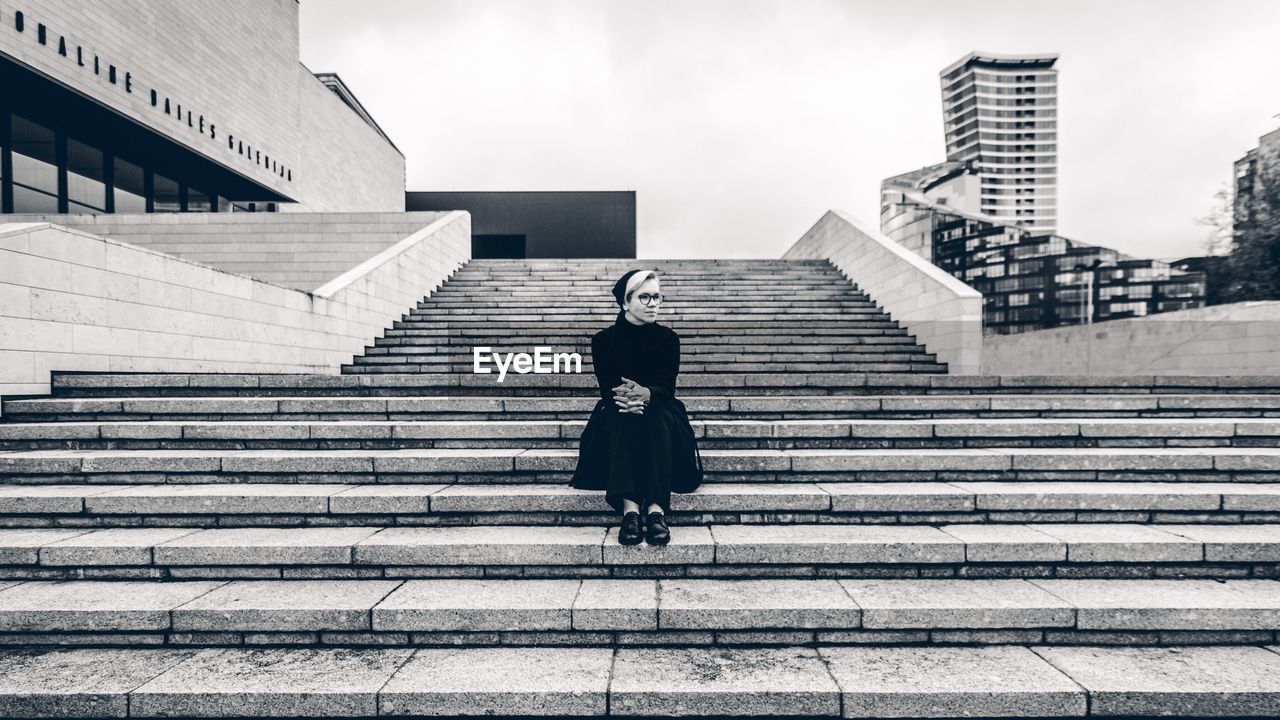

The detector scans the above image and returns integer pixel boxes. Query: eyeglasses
[636,293,664,305]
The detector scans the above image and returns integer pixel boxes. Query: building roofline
[886,183,1177,269]
[941,51,1060,77]
[312,71,402,156]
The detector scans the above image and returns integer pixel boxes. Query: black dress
[569,310,703,513]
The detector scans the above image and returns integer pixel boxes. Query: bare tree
[1197,183,1234,257]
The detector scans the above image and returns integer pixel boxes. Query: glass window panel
[10,114,58,210]
[66,137,106,213]
[153,172,180,213]
[13,183,59,212]
[186,188,212,212]
[113,158,146,213]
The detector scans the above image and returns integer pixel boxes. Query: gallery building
[0,1,637,257]
[0,0,406,214]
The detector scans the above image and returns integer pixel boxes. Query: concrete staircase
[0,259,1279,716]
[343,259,948,375]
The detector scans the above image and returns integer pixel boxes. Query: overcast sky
[299,0,1280,261]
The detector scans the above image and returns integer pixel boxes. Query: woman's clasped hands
[612,376,652,414]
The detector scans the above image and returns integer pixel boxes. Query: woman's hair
[613,269,659,307]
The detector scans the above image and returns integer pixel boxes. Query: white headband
[625,270,654,301]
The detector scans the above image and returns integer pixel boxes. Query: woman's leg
[628,411,672,515]
[618,493,644,545]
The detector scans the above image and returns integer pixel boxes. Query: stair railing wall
[0,212,471,401]
[0,212,454,293]
[783,209,983,374]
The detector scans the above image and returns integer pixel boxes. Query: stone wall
[0,213,471,399]
[982,302,1280,375]
[0,0,404,210]
[0,213,451,292]
[783,209,984,374]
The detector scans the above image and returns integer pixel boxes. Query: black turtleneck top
[590,309,681,403]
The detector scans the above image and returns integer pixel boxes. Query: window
[10,114,58,212]
[230,201,278,213]
[152,172,180,213]
[66,137,107,213]
[187,187,212,213]
[0,110,265,215]
[113,158,146,213]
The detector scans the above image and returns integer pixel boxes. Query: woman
[570,269,704,546]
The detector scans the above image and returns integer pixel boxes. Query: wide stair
[343,259,948,375]
[0,260,1279,716]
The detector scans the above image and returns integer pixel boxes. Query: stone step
[451,265,838,272]
[447,273,847,280]
[451,263,833,268]
[424,290,872,300]
[11,393,1280,419]
[0,578,1277,646]
[447,274,845,281]
[342,362,946,375]
[391,316,904,326]
[372,335,922,347]
[450,266,838,273]
[383,326,915,337]
[4,447,1280,484]
[1,522,1279,580]
[352,351,933,364]
[440,284,866,294]
[361,349,929,362]
[3,481,1280,528]
[414,297,880,306]
[445,274,853,281]
[37,372,1280,398]
[3,644,1280,717]
[2,418,1278,451]
[438,290,867,299]
[453,260,829,266]
[350,351,934,364]
[404,304,885,313]
[429,300,878,311]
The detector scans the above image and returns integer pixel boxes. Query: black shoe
[645,512,670,545]
[619,512,643,545]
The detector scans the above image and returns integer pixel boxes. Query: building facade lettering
[5,4,292,184]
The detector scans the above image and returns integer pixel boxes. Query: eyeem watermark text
[473,347,582,382]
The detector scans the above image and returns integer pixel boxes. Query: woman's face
[624,277,662,325]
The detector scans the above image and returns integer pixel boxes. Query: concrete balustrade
[783,209,984,374]
[0,213,453,292]
[0,213,471,400]
[983,301,1280,376]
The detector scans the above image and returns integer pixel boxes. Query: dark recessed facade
[406,191,636,259]
[0,55,286,213]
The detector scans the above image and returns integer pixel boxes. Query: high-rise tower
[940,52,1059,234]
